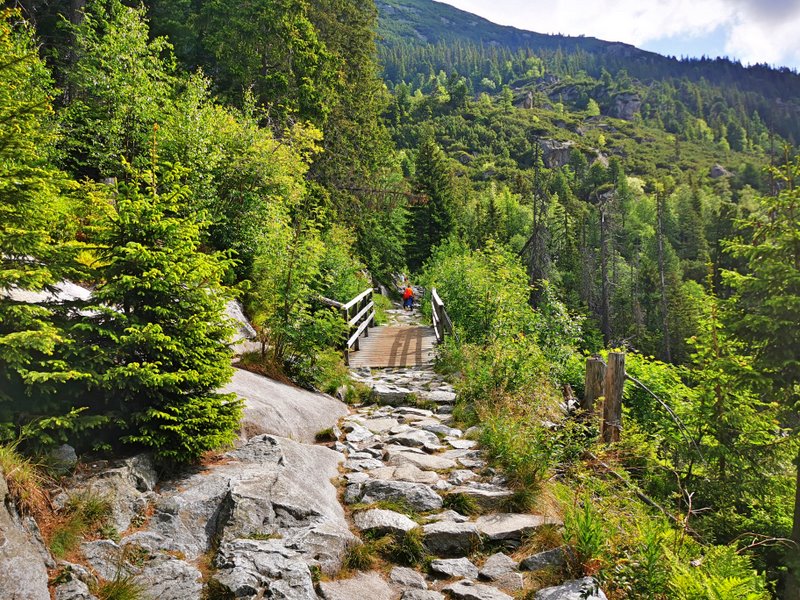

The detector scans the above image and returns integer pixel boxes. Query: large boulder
[353,509,419,535]
[213,538,318,600]
[0,470,51,600]
[538,140,574,168]
[422,521,480,557]
[319,572,399,600]
[612,93,641,120]
[224,369,348,443]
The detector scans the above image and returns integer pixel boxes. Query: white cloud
[438,0,800,69]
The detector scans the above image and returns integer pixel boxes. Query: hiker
[403,284,414,310]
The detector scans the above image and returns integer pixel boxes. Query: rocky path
[325,303,608,600]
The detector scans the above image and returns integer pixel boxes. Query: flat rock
[442,580,514,600]
[345,423,375,443]
[54,579,97,600]
[361,479,443,512]
[419,390,456,404]
[448,470,477,485]
[353,509,418,535]
[422,521,480,557]
[319,571,399,600]
[133,554,203,600]
[520,547,566,572]
[214,538,317,600]
[347,458,385,471]
[449,486,512,511]
[393,464,440,485]
[372,385,413,406]
[430,557,479,579]
[224,369,348,442]
[387,449,457,471]
[390,429,442,451]
[535,577,608,600]
[475,514,560,543]
[427,510,469,523]
[479,553,517,580]
[448,440,477,450]
[390,566,427,589]
[0,470,50,600]
[363,418,400,433]
[402,591,445,600]
[421,423,461,437]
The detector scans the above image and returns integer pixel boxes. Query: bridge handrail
[430,287,457,344]
[336,287,376,363]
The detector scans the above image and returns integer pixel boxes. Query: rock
[402,591,445,600]
[58,561,97,587]
[447,440,477,450]
[420,423,461,438]
[54,579,98,600]
[430,557,479,579]
[448,470,477,485]
[225,299,257,351]
[353,509,418,535]
[394,407,434,418]
[475,514,560,543]
[492,572,524,592]
[347,458,385,471]
[224,369,349,443]
[363,417,400,433]
[390,429,442,451]
[442,579,514,600]
[393,464,440,485]
[612,93,641,120]
[81,540,122,580]
[479,553,517,580]
[133,554,203,600]
[0,470,54,600]
[49,444,78,474]
[390,566,427,589]
[449,485,511,511]
[422,521,480,557]
[710,164,732,178]
[345,423,375,443]
[386,449,457,471]
[214,538,317,600]
[427,510,469,523]
[535,577,608,600]
[519,547,566,572]
[360,479,443,512]
[539,139,574,168]
[319,571,399,600]
[372,385,414,406]
[419,390,456,404]
[143,435,354,574]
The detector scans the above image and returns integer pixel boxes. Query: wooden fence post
[602,351,625,443]
[582,357,606,414]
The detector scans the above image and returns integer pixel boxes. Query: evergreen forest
[1,0,800,597]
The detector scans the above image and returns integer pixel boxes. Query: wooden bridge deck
[348,326,436,368]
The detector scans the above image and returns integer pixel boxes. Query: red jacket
[403,287,414,300]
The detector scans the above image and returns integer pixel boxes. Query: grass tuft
[443,492,481,516]
[93,575,143,600]
[0,443,48,515]
[50,490,113,559]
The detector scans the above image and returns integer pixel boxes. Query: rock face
[710,164,732,178]
[538,139,575,168]
[223,369,349,442]
[0,469,51,600]
[535,577,608,600]
[612,93,641,120]
[225,300,258,354]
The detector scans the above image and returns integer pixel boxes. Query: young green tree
[0,8,88,434]
[81,160,241,464]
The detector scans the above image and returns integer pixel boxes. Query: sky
[437,0,800,70]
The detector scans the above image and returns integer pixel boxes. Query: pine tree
[81,157,241,464]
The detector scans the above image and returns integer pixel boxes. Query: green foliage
[0,442,47,515]
[442,492,480,516]
[668,546,769,600]
[80,164,241,464]
[93,575,144,600]
[563,498,605,574]
[50,491,113,559]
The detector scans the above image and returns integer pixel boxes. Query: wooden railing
[430,288,456,344]
[321,287,375,364]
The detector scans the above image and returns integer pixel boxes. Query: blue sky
[438,0,800,70]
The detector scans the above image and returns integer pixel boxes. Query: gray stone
[133,554,203,600]
[538,139,575,168]
[492,572,524,592]
[422,521,480,557]
[421,423,461,438]
[224,369,349,443]
[58,561,97,586]
[448,470,477,485]
[427,510,469,523]
[710,164,732,179]
[345,423,375,443]
[49,444,78,473]
[225,299,257,350]
[430,557,479,579]
[353,509,418,535]
[346,458,385,471]
[442,580,514,600]
[81,540,122,580]
[393,465,440,485]
[535,577,608,600]
[393,407,434,418]
[479,553,517,580]
[372,385,413,406]
[449,485,511,511]
[402,591,445,600]
[54,579,97,600]
[475,513,560,543]
[419,390,456,404]
[319,571,398,600]
[519,547,566,572]
[387,449,457,471]
[361,479,443,512]
[363,417,400,433]
[390,429,442,451]
[612,93,641,120]
[448,440,477,450]
[390,566,427,589]
[214,538,317,600]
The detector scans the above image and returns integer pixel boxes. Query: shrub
[563,497,605,575]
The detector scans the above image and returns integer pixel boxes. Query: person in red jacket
[403,285,414,310]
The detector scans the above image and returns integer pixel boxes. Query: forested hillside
[1,0,800,598]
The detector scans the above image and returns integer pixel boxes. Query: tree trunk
[582,357,605,414]
[600,203,612,345]
[602,352,625,443]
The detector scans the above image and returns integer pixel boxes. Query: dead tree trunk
[582,356,606,414]
[602,352,625,443]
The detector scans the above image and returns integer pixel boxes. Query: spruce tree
[83,158,241,464]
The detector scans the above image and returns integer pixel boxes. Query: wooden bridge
[323,287,454,369]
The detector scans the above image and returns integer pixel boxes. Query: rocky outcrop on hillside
[538,139,575,168]
[612,93,641,120]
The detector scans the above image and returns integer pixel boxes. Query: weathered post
[602,351,625,443]
[582,356,606,414]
